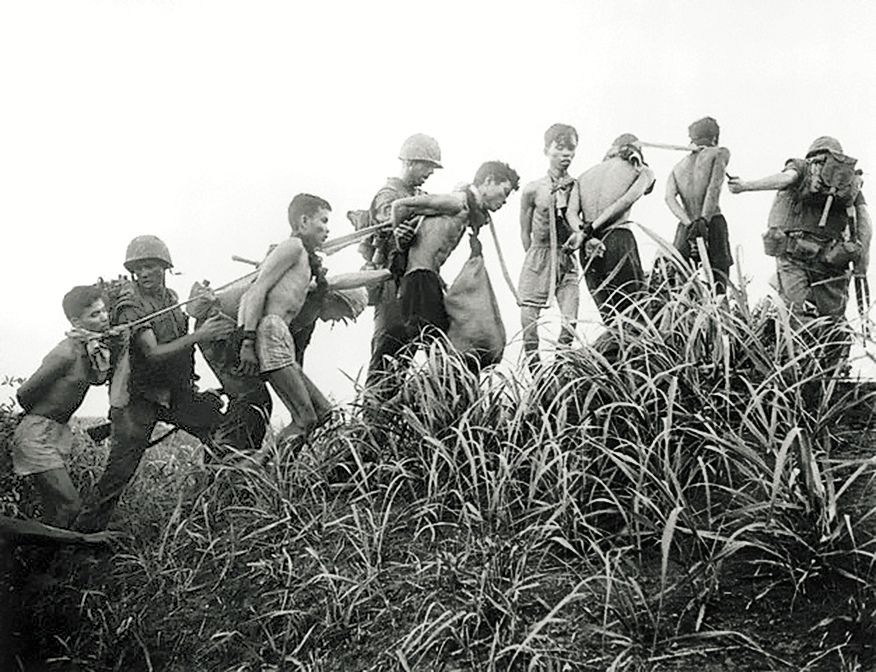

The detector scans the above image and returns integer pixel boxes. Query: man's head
[688,117,720,146]
[399,133,442,188]
[473,161,521,212]
[288,193,331,250]
[124,235,173,294]
[544,123,578,172]
[604,133,643,163]
[806,136,843,159]
[63,285,109,332]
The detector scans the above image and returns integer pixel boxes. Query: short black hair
[473,161,521,192]
[288,193,332,231]
[62,285,104,320]
[544,123,578,150]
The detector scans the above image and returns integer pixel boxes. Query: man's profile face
[807,153,829,194]
[481,178,514,212]
[73,298,110,333]
[300,207,331,249]
[545,139,576,172]
[407,160,437,187]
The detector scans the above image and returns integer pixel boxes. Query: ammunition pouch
[822,239,862,268]
[784,232,825,263]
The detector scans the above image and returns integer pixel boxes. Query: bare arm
[593,167,655,232]
[855,202,872,276]
[566,181,584,232]
[326,269,391,289]
[665,170,690,224]
[701,148,730,220]
[16,346,74,412]
[238,238,303,332]
[728,168,799,194]
[392,193,464,225]
[519,184,535,251]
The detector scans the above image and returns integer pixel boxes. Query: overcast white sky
[3,0,875,421]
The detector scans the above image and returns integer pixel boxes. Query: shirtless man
[236,193,336,445]
[665,116,733,293]
[237,194,388,445]
[390,161,520,359]
[13,285,112,528]
[567,134,655,321]
[518,124,580,370]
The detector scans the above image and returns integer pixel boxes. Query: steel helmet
[398,133,442,168]
[124,235,173,272]
[806,136,843,158]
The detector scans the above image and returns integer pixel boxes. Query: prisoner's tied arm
[665,171,691,225]
[16,347,73,412]
[519,184,536,251]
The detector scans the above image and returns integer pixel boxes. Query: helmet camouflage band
[806,136,843,158]
[398,133,442,168]
[124,235,173,272]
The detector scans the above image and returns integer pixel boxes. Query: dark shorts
[673,213,733,272]
[400,269,449,335]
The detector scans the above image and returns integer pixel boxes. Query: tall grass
[3,261,876,670]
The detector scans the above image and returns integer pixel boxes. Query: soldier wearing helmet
[665,117,733,294]
[361,133,443,402]
[728,137,871,367]
[76,235,235,532]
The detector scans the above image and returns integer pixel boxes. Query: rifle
[86,422,179,447]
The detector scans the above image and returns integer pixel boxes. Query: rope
[487,216,519,304]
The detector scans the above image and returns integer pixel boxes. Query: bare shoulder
[696,146,730,163]
[47,339,80,366]
[265,237,303,264]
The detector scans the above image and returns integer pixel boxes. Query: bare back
[669,146,730,221]
[578,158,641,224]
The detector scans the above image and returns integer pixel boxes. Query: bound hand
[469,233,483,257]
[562,230,586,253]
[237,340,260,376]
[583,237,606,259]
[687,217,709,241]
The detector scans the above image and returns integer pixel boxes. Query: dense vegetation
[2,263,876,671]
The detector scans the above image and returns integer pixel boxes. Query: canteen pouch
[822,239,862,268]
[761,228,787,257]
[784,234,823,263]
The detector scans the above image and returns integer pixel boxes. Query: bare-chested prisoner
[518,124,580,371]
[237,193,389,447]
[567,134,655,321]
[13,285,112,528]
[665,116,733,293]
[237,194,337,447]
[388,161,520,365]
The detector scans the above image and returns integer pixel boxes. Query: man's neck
[548,166,568,180]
